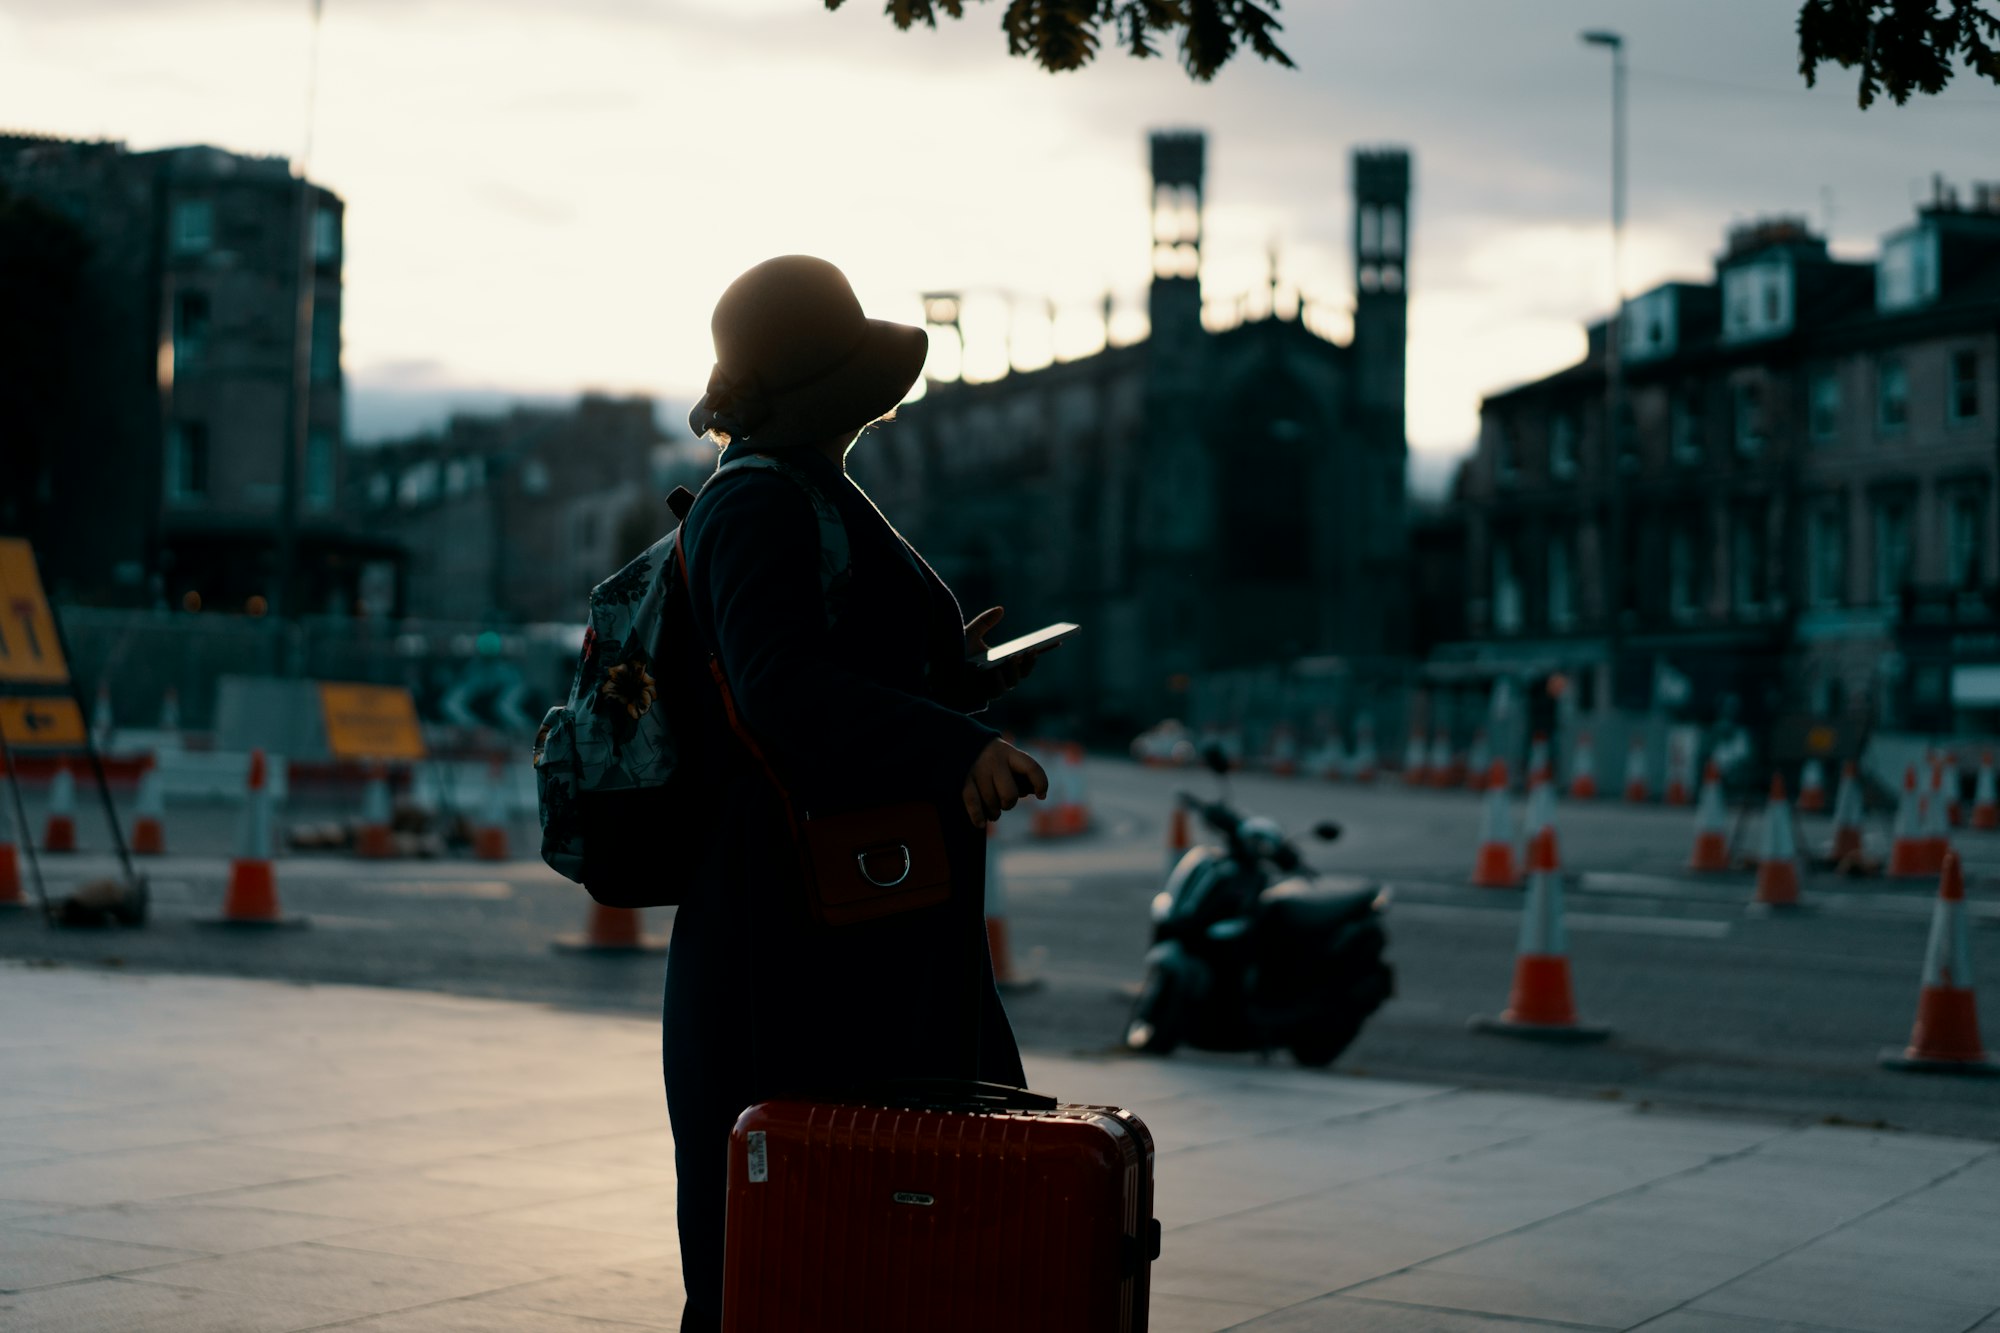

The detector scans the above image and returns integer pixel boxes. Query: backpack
[534,452,851,907]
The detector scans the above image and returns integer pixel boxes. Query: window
[1808,503,1846,607]
[367,472,391,508]
[1493,418,1518,479]
[1672,389,1702,464]
[521,459,550,496]
[1549,413,1578,479]
[1547,530,1575,630]
[1669,526,1699,622]
[1873,497,1912,603]
[398,460,439,507]
[164,422,208,501]
[445,459,469,497]
[1731,381,1764,458]
[1722,260,1793,341]
[173,292,210,368]
[1492,541,1523,633]
[304,431,335,512]
[170,199,213,255]
[1948,490,1985,589]
[1733,506,1766,613]
[1877,226,1940,312]
[313,207,340,263]
[1951,349,1980,423]
[309,308,339,383]
[1878,358,1909,432]
[1808,367,1841,442]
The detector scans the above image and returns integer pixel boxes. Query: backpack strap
[691,451,852,626]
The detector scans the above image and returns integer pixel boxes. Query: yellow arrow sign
[0,539,69,686]
[319,682,428,762]
[0,696,87,749]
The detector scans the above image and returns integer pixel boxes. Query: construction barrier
[1470,828,1609,1042]
[1470,760,1519,889]
[202,749,304,927]
[552,902,668,953]
[41,760,77,853]
[1880,852,1998,1075]
[1688,761,1730,872]
[130,755,166,856]
[1751,775,1804,909]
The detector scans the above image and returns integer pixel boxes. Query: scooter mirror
[1203,745,1231,777]
[1312,821,1342,842]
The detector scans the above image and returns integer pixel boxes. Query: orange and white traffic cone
[1797,758,1827,814]
[355,764,395,858]
[472,758,511,861]
[984,822,1039,993]
[1880,853,1999,1075]
[1465,730,1491,792]
[552,901,668,953]
[1688,760,1731,872]
[1166,803,1192,874]
[1426,731,1456,788]
[1664,733,1694,806]
[1470,761,1520,889]
[1751,775,1804,909]
[1033,743,1090,838]
[1471,828,1609,1042]
[1920,764,1952,875]
[1267,724,1299,778]
[1888,766,1930,878]
[0,794,24,908]
[1526,733,1550,788]
[41,760,77,853]
[1351,720,1378,785]
[203,749,304,927]
[1567,732,1598,800]
[1523,761,1560,868]
[130,755,166,856]
[1403,732,1429,786]
[1973,751,1999,831]
[1829,760,1866,862]
[1622,736,1650,804]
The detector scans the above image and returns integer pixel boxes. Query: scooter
[1125,749,1393,1067]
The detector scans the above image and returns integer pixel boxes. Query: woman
[667,255,1055,1331]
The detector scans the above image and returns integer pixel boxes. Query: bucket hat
[687,255,927,448]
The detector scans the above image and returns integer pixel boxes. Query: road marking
[1392,902,1732,939]
[365,880,514,900]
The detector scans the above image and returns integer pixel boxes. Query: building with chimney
[0,132,388,614]
[856,133,1415,733]
[1436,180,2000,741]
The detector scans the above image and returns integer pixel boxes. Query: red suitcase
[721,1085,1157,1332]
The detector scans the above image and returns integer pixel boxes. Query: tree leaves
[1798,0,2000,107]
[824,0,1294,81]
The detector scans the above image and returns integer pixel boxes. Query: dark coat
[663,442,1026,1330]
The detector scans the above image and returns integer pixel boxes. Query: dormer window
[1877,225,1940,312]
[1721,261,1792,342]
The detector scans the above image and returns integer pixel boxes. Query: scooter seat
[1254,877,1379,934]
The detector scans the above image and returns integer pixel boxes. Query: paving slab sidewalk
[0,963,1993,1333]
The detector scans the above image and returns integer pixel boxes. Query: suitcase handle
[852,1078,1059,1112]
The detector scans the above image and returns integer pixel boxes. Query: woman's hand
[964,607,1057,701]
[961,739,1048,828]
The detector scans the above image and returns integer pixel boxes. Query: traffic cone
[985,822,1039,993]
[1880,853,1999,1075]
[1944,753,1964,828]
[1166,803,1192,873]
[1567,731,1598,800]
[203,749,304,927]
[1752,775,1804,908]
[1688,760,1731,872]
[1796,759,1827,814]
[1664,734,1694,806]
[356,764,394,858]
[1470,761,1520,889]
[472,758,511,861]
[552,902,667,952]
[159,687,180,734]
[1622,736,1650,804]
[1523,763,1560,868]
[130,756,166,856]
[1829,761,1866,862]
[1920,764,1952,875]
[1526,733,1551,787]
[1403,732,1429,786]
[1888,766,1930,879]
[41,760,77,853]
[0,794,24,908]
[1351,719,1378,784]
[1465,730,1491,792]
[1972,751,1998,831]
[91,683,114,752]
[1426,731,1455,788]
[1471,828,1610,1042]
[1312,736,1345,782]
[1267,724,1299,778]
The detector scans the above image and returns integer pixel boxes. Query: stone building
[0,132,384,613]
[1436,182,2000,739]
[347,395,682,624]
[856,133,1414,733]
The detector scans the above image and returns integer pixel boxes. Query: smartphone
[973,622,1079,671]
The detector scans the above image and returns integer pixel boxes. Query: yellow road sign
[0,696,86,749]
[318,682,428,762]
[0,539,69,685]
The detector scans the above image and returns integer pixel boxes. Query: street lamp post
[1582,28,1627,699]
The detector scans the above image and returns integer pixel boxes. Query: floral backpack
[534,452,851,905]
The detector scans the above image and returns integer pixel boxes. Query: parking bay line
[1391,901,1732,939]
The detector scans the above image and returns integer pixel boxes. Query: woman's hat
[688,256,928,447]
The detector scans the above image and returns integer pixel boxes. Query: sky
[4,0,1999,484]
